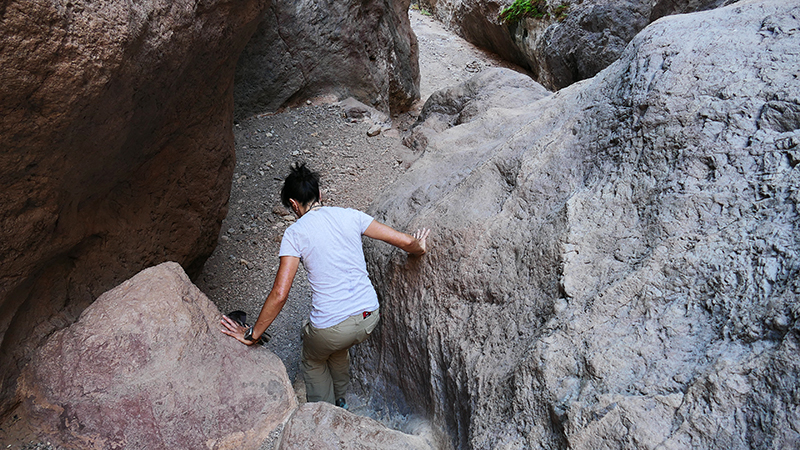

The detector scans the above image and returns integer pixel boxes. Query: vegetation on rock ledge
[499,0,569,24]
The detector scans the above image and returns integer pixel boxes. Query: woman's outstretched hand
[413,228,431,255]
[220,315,256,345]
[362,221,431,256]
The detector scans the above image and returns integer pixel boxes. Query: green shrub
[411,2,434,16]
[500,0,549,23]
[554,3,569,21]
[499,1,570,24]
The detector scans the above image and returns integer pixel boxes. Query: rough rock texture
[278,402,434,449]
[0,0,265,413]
[424,0,736,90]
[355,1,800,449]
[8,262,296,449]
[233,0,420,120]
[404,67,550,151]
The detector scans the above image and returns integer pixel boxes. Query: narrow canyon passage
[195,9,528,419]
[4,1,796,448]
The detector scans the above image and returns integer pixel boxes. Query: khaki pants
[301,309,380,404]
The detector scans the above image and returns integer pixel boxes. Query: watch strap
[244,326,255,341]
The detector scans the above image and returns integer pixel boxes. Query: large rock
[403,67,551,151]
[233,0,420,119]
[6,262,296,449]
[0,0,265,413]
[356,1,800,448]
[424,0,735,90]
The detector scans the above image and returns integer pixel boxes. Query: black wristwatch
[243,326,256,342]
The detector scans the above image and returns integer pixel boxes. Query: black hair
[281,162,320,208]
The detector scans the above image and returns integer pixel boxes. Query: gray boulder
[234,0,420,119]
[0,0,265,415]
[356,1,800,448]
[404,67,551,151]
[424,0,736,90]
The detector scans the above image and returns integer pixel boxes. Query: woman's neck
[296,200,322,217]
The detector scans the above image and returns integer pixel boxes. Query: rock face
[9,263,296,449]
[356,1,800,449]
[424,0,735,90]
[0,0,265,413]
[233,0,420,120]
[421,0,529,77]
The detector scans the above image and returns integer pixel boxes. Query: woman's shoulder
[324,206,370,217]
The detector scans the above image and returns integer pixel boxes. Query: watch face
[244,327,254,341]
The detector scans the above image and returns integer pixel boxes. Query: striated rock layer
[233,0,420,119]
[356,1,800,448]
[424,0,735,90]
[0,0,266,413]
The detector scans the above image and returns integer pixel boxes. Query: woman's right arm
[220,255,299,345]
[363,221,430,256]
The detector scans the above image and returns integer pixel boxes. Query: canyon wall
[356,0,800,448]
[0,0,267,413]
[233,0,420,119]
[423,0,736,90]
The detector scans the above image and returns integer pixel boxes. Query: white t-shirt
[279,206,379,328]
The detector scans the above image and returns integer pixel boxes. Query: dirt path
[195,8,526,419]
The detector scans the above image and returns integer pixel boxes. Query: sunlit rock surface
[279,402,435,450]
[12,263,296,449]
[424,0,734,90]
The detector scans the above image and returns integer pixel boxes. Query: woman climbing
[220,162,430,407]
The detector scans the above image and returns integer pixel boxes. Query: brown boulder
[0,0,266,412]
[7,262,295,449]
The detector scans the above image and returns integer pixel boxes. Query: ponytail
[281,162,320,208]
